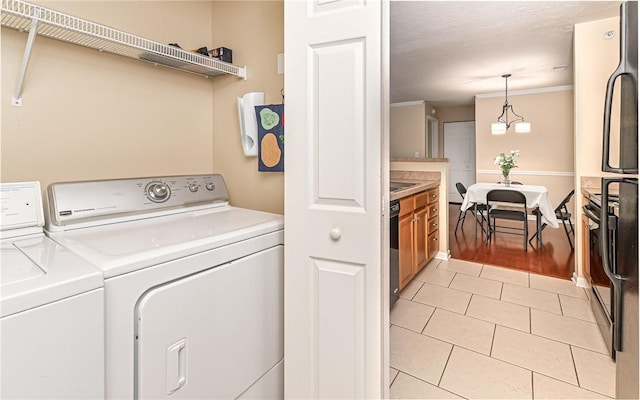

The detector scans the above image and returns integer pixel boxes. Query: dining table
[460,183,560,248]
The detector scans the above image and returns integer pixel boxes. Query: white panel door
[444,121,476,201]
[284,0,387,399]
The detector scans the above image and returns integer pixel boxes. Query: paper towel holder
[237,92,265,157]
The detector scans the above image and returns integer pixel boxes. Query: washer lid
[47,206,284,279]
[1,235,103,317]
[1,242,46,285]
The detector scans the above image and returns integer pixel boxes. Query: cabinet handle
[432,222,438,228]
[432,237,438,241]
[431,194,437,199]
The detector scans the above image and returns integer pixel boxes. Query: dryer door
[135,245,284,399]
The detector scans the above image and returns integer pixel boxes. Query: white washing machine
[44,174,284,400]
[1,181,104,399]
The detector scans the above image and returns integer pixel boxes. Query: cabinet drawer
[428,204,439,219]
[427,215,438,234]
[414,191,428,209]
[428,230,439,260]
[427,188,439,204]
[399,196,414,217]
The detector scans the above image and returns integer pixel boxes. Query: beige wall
[2,2,215,190]
[574,16,621,280]
[211,1,284,214]
[574,16,620,179]
[1,1,285,214]
[390,102,426,158]
[436,105,475,157]
[475,89,575,208]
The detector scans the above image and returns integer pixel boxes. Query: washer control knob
[189,183,199,192]
[147,182,170,203]
[205,182,215,191]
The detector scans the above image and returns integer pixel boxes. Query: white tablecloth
[460,183,560,228]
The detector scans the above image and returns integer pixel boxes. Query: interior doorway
[444,121,476,202]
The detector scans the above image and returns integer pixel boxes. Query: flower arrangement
[494,150,520,180]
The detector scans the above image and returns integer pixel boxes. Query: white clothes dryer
[1,182,104,400]
[44,175,284,400]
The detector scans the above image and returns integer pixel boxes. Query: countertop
[390,180,439,201]
[580,176,620,198]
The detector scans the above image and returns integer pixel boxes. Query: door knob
[330,227,342,241]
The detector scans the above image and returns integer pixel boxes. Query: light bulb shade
[515,122,531,133]
[491,123,507,135]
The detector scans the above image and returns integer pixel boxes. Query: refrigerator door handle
[602,2,638,174]
[602,69,638,174]
[600,178,631,352]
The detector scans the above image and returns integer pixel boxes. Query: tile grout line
[489,322,497,357]
[531,370,535,400]
[389,369,399,388]
[393,369,464,399]
[568,346,582,389]
[419,306,436,334]
[436,342,455,388]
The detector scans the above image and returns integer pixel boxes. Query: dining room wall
[474,87,575,209]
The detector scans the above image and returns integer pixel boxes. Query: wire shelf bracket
[1,0,248,106]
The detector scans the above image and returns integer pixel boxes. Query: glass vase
[501,170,511,187]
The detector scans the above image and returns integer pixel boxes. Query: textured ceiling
[390,1,621,107]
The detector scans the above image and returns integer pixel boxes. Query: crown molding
[475,85,573,99]
[391,100,425,107]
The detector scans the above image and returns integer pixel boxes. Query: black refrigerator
[601,2,639,398]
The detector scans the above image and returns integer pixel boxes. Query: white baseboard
[572,273,590,288]
[435,251,450,261]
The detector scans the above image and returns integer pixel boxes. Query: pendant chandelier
[491,74,531,135]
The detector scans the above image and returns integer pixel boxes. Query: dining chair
[485,189,529,251]
[454,182,487,234]
[529,189,575,250]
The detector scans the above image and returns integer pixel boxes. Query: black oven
[583,194,619,358]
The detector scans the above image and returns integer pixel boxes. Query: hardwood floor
[448,203,575,280]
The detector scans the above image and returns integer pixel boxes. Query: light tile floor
[390,258,616,400]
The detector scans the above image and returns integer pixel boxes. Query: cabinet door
[398,213,414,290]
[413,207,428,273]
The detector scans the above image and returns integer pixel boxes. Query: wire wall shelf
[1,0,247,105]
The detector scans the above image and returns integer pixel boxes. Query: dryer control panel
[45,175,229,231]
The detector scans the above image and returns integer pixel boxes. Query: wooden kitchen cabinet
[398,185,440,290]
[427,188,439,260]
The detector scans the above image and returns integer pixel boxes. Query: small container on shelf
[209,47,233,63]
